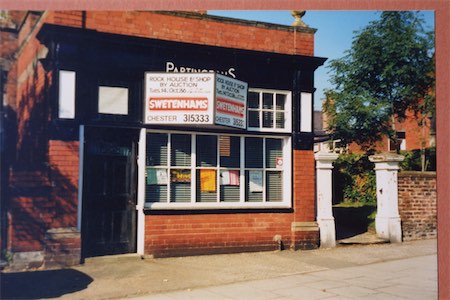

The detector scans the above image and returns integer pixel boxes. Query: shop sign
[144,73,248,129]
[166,62,236,78]
[214,74,247,129]
[145,73,215,125]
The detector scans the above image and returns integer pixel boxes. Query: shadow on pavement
[0,268,93,299]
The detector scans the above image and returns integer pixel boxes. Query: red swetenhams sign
[144,73,247,129]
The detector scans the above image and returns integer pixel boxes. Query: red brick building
[347,109,435,153]
[1,11,325,269]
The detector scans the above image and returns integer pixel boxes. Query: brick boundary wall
[398,171,436,241]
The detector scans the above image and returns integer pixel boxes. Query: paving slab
[138,254,437,300]
[0,239,437,300]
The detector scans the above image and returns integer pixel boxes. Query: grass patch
[333,201,376,208]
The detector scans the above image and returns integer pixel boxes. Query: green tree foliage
[333,152,377,204]
[324,11,435,150]
[400,147,436,171]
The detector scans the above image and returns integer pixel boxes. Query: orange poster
[200,169,216,192]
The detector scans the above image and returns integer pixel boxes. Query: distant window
[58,70,76,119]
[247,89,291,132]
[389,131,406,152]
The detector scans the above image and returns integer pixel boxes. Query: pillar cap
[314,151,339,162]
[369,152,404,163]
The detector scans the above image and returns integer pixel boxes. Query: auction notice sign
[145,73,215,125]
[145,73,248,129]
[215,74,247,129]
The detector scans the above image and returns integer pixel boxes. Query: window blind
[245,137,263,168]
[171,134,191,167]
[220,136,240,168]
[146,133,168,166]
[266,171,283,202]
[197,135,217,167]
[266,138,282,168]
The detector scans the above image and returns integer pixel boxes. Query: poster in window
[147,169,168,185]
[220,170,240,186]
[170,169,191,183]
[200,169,216,192]
[249,170,263,192]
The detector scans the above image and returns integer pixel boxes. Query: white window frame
[143,130,291,210]
[247,88,292,133]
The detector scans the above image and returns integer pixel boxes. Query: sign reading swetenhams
[145,73,247,129]
[214,74,247,129]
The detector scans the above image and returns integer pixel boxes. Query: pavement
[0,238,437,300]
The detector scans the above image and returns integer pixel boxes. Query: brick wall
[398,171,436,241]
[292,150,319,249]
[7,140,81,269]
[45,11,315,56]
[3,12,81,269]
[48,140,80,229]
[8,170,52,253]
[145,213,294,257]
[398,109,433,150]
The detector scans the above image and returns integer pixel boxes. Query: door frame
[136,128,146,255]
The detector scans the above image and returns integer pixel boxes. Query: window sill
[143,202,291,210]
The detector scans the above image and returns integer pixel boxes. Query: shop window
[247,89,291,132]
[58,70,76,119]
[144,131,291,209]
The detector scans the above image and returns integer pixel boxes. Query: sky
[208,10,435,111]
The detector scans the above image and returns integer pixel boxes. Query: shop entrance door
[82,127,138,258]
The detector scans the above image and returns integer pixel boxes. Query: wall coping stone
[399,171,437,178]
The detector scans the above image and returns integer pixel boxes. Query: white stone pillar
[315,151,339,248]
[369,153,404,243]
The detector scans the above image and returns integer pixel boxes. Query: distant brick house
[0,11,325,269]
[348,109,435,153]
[315,107,435,154]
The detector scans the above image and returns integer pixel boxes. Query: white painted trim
[191,134,196,203]
[283,137,292,207]
[300,92,312,132]
[144,202,291,210]
[136,128,146,255]
[58,70,76,119]
[77,125,84,231]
